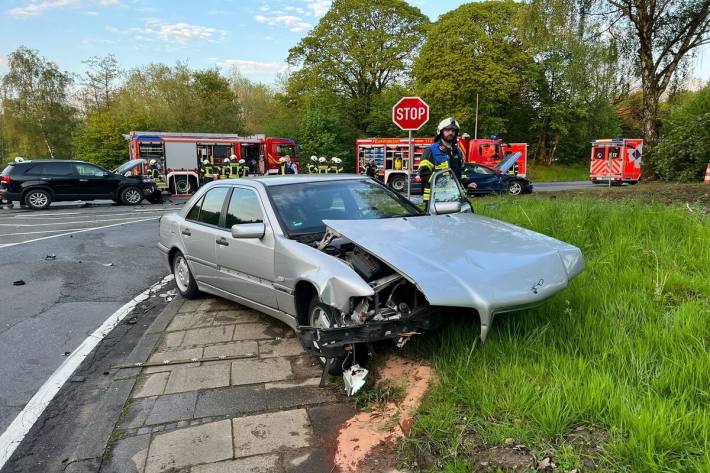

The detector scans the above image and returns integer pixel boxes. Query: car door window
[196,187,229,226]
[186,196,204,221]
[224,188,264,227]
[432,170,466,203]
[43,162,74,176]
[73,163,106,176]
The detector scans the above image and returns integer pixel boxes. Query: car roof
[14,159,89,165]
[238,174,368,187]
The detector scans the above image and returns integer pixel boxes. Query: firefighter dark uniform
[147,166,164,187]
[278,158,296,175]
[318,158,329,174]
[201,161,214,183]
[229,161,241,179]
[329,158,342,173]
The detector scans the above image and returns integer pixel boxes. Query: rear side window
[74,163,106,176]
[186,196,204,221]
[1,165,12,176]
[24,164,46,175]
[224,188,264,228]
[44,162,74,176]
[196,187,229,226]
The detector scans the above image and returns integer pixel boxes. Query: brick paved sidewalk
[102,296,355,473]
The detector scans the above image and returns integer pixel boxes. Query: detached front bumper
[296,307,441,357]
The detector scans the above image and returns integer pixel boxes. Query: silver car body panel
[160,174,584,343]
[322,213,584,339]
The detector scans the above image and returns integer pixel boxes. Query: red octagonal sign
[392,96,430,131]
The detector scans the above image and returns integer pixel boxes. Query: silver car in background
[158,171,584,370]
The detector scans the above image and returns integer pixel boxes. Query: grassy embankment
[527,163,589,182]
[404,193,710,472]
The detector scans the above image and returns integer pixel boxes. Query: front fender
[275,237,374,312]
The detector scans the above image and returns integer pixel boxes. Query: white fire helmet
[333,158,342,164]
[318,157,327,163]
[223,157,230,164]
[437,117,460,134]
[238,159,245,164]
[230,154,237,161]
[310,155,318,162]
[279,157,287,163]
[202,159,209,165]
[149,159,157,165]
[14,156,25,163]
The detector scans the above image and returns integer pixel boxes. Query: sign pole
[407,130,413,200]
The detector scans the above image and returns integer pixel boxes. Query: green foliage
[1,46,77,159]
[527,163,589,182]
[414,1,534,137]
[654,85,710,182]
[406,194,710,471]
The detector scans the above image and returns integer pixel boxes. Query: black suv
[0,160,159,210]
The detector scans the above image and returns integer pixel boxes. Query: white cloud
[255,14,312,32]
[8,0,120,17]
[106,20,222,45]
[304,0,330,17]
[216,59,287,74]
[156,22,216,43]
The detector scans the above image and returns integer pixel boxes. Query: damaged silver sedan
[158,170,584,377]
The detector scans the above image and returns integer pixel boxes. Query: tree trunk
[640,54,660,176]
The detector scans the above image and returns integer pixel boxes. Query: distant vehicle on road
[460,152,533,196]
[159,171,583,375]
[0,159,159,210]
[589,138,643,185]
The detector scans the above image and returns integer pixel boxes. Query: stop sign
[392,96,429,131]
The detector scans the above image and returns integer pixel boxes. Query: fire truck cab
[589,138,643,184]
[458,137,528,177]
[124,131,298,195]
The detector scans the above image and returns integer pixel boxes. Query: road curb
[65,295,184,472]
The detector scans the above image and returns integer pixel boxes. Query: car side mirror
[433,201,462,215]
[231,223,266,239]
[103,172,111,177]
[124,172,131,177]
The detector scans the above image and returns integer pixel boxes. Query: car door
[39,162,80,198]
[179,187,230,286]
[72,162,118,197]
[212,186,278,308]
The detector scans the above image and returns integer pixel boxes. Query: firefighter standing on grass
[330,157,342,173]
[419,117,464,208]
[307,156,319,174]
[318,157,329,174]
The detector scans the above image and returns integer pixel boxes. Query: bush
[654,85,710,181]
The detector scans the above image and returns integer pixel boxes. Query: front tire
[508,180,523,196]
[25,189,52,210]
[120,186,144,205]
[308,296,368,375]
[172,251,199,299]
[388,174,407,193]
[174,177,193,194]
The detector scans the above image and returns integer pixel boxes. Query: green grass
[404,195,710,472]
[527,163,589,182]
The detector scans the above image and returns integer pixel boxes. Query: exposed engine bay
[296,228,441,357]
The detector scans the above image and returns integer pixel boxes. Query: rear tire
[508,180,523,196]
[172,251,199,299]
[174,177,193,194]
[24,189,51,210]
[308,296,368,375]
[388,174,407,193]
[120,186,144,205]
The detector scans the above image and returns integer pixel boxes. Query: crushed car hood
[323,213,584,316]
[494,151,522,173]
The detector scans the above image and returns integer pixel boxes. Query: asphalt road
[533,180,597,192]
[0,199,185,437]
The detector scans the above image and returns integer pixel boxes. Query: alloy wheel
[174,255,190,294]
[28,192,48,208]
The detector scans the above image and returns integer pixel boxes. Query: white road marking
[9,208,175,220]
[0,275,174,470]
[0,228,94,237]
[0,217,158,248]
[0,216,160,227]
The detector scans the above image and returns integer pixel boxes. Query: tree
[654,84,710,181]
[1,46,77,158]
[413,1,536,140]
[81,54,121,112]
[287,0,428,133]
[600,0,710,159]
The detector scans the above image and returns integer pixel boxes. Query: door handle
[181,229,191,236]
[216,238,229,247]
[79,179,88,182]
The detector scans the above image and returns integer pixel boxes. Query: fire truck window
[73,163,106,177]
[213,145,232,161]
[225,188,264,227]
[197,187,229,226]
[608,147,620,159]
[276,145,295,156]
[593,147,605,159]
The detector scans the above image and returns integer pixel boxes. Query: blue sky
[0,0,708,85]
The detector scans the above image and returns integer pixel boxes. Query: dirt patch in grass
[333,356,435,473]
[550,181,710,207]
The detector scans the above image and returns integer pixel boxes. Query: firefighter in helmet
[330,157,342,173]
[238,159,249,177]
[278,155,297,175]
[364,158,377,178]
[419,117,464,208]
[147,159,165,187]
[307,155,318,174]
[201,158,214,183]
[318,157,329,174]
[219,157,231,179]
[226,154,240,178]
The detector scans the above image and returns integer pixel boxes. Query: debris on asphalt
[70,375,86,383]
[334,355,435,472]
[101,262,114,267]
[102,371,110,375]
[126,317,137,325]
[63,351,71,356]
[45,254,56,260]
[343,364,368,396]
[12,280,26,286]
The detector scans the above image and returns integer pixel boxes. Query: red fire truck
[124,131,298,194]
[589,138,643,184]
[355,137,527,192]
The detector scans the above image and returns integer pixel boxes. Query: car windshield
[268,178,424,235]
